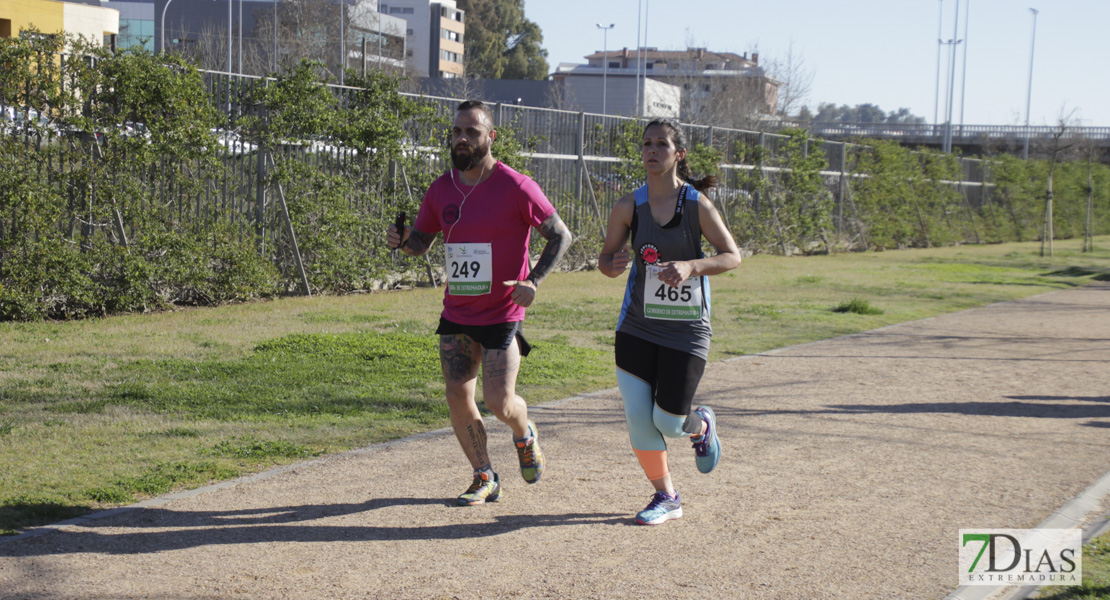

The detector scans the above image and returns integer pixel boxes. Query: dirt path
[2,284,1109,600]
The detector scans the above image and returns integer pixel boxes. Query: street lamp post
[1022,7,1039,160]
[635,1,642,116]
[160,0,176,53]
[941,38,962,153]
[339,0,345,84]
[933,0,943,132]
[642,0,649,115]
[596,23,615,115]
[958,0,971,136]
[943,0,961,153]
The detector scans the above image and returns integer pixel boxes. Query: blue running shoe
[635,491,682,525]
[692,406,720,474]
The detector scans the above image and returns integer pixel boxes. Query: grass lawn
[1033,532,1110,599]
[1,236,1108,535]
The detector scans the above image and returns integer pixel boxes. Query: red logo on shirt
[640,244,660,264]
[443,204,460,225]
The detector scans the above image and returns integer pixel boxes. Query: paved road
[2,284,1109,600]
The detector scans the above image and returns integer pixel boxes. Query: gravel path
[2,284,1109,600]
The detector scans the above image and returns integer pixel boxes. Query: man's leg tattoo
[466,421,489,469]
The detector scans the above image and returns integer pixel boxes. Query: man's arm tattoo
[527,214,572,286]
[402,229,437,257]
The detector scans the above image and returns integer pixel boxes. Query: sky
[524,0,1110,127]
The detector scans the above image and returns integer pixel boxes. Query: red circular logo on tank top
[443,204,460,225]
[640,243,660,264]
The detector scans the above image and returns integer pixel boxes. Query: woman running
[598,118,741,525]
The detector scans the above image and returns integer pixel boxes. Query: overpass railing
[778,121,1110,141]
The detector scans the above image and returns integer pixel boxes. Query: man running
[386,100,572,506]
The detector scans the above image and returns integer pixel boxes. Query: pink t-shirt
[414,161,556,325]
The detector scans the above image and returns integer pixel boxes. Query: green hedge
[1,34,1106,321]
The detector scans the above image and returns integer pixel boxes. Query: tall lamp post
[933,0,943,132]
[160,0,176,53]
[596,23,615,115]
[1022,7,1039,160]
[942,0,961,153]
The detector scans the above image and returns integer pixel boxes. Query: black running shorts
[435,317,532,356]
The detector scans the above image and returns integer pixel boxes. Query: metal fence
[4,67,993,256]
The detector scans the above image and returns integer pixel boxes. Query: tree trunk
[1084,153,1094,252]
[1041,157,1056,257]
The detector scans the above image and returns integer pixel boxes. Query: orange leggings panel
[633,448,669,481]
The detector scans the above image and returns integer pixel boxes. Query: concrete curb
[943,469,1110,600]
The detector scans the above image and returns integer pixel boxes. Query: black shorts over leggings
[436,317,532,356]
[614,331,706,416]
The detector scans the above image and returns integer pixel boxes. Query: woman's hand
[606,245,632,275]
[655,261,694,287]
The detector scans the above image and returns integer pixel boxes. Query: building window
[389,7,402,13]
[646,63,654,69]
[403,7,414,13]
[608,61,619,68]
[380,4,388,12]
[1,19,11,38]
[440,50,460,62]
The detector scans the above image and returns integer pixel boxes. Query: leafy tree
[811,103,924,125]
[456,0,549,79]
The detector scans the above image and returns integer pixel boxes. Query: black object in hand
[393,212,406,248]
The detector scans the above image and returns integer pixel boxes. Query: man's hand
[503,279,537,307]
[386,224,409,250]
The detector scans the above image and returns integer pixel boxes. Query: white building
[377,0,463,78]
[552,63,679,118]
[349,0,407,71]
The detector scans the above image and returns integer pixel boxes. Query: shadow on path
[0,497,628,557]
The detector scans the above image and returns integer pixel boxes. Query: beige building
[555,46,779,121]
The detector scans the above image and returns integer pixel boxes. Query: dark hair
[457,100,494,127]
[643,118,718,192]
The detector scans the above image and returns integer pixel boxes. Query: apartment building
[553,46,779,119]
[2,0,119,47]
[378,0,463,78]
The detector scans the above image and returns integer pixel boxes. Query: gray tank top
[616,183,712,359]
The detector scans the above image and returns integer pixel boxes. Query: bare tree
[1080,137,1097,252]
[439,69,485,102]
[765,40,813,118]
[544,81,580,112]
[1040,108,1080,257]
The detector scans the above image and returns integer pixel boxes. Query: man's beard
[451,140,489,172]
